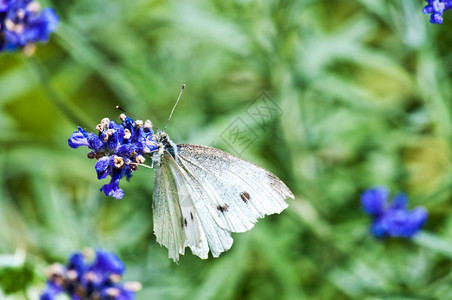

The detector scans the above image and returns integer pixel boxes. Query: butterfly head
[153,130,178,164]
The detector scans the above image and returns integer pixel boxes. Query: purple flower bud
[91,250,125,275]
[95,157,111,180]
[390,193,408,209]
[68,252,85,274]
[101,179,125,199]
[68,127,90,148]
[361,187,388,216]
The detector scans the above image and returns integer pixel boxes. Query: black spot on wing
[190,212,194,220]
[240,192,251,203]
[216,204,229,213]
[181,217,188,228]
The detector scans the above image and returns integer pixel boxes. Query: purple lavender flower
[40,249,141,300]
[361,187,428,238]
[0,0,59,52]
[423,0,452,24]
[0,0,12,12]
[68,114,158,199]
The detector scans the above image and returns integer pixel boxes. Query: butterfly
[151,86,294,262]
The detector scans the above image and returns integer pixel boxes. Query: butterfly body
[152,131,294,261]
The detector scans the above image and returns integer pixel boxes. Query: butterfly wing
[153,151,232,261]
[152,152,186,261]
[154,144,293,261]
[176,144,294,234]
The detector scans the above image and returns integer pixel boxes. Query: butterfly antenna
[116,105,138,119]
[164,84,185,131]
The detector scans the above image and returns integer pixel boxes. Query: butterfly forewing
[176,144,293,233]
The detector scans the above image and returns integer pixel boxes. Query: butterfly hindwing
[170,158,235,257]
[155,151,232,261]
[152,153,186,261]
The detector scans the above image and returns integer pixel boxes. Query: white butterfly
[151,130,293,262]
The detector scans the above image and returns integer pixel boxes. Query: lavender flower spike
[40,249,142,300]
[422,0,452,24]
[68,115,158,199]
[0,0,59,53]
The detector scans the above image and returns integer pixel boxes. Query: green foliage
[0,252,36,297]
[1,0,452,299]
[0,264,34,295]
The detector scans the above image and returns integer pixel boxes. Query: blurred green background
[2,0,452,299]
